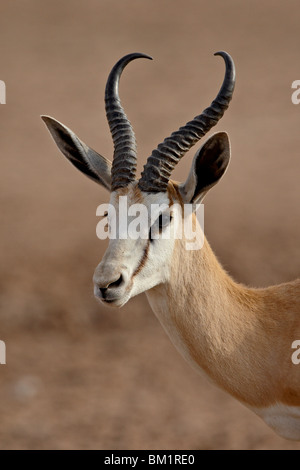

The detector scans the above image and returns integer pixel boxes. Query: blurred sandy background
[0,0,299,450]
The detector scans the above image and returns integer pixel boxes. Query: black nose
[100,274,123,297]
[108,274,123,288]
[100,286,108,297]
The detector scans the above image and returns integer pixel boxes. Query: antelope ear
[41,116,112,191]
[179,132,230,203]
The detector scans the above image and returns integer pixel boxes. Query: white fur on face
[93,185,181,307]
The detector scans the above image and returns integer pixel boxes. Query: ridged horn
[138,51,235,192]
[105,53,152,191]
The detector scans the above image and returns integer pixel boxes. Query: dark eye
[149,213,173,242]
[158,214,163,231]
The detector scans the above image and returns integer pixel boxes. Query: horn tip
[214,50,226,57]
[136,53,153,61]
[214,51,231,60]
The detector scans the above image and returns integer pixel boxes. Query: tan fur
[117,183,144,204]
[147,181,300,409]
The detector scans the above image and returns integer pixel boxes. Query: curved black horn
[138,51,235,192]
[105,52,152,191]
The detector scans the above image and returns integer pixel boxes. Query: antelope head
[42,52,235,307]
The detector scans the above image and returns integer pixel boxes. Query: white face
[93,183,181,307]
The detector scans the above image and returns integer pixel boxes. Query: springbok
[42,52,300,440]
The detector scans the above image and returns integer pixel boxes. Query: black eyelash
[149,226,154,243]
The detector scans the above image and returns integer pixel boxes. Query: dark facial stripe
[132,240,150,277]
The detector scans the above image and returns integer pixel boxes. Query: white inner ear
[80,141,112,188]
[178,150,199,203]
